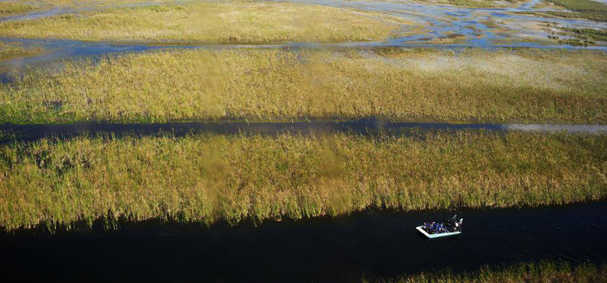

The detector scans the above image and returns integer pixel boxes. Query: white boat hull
[416,225,461,239]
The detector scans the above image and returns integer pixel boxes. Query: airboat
[417,215,463,239]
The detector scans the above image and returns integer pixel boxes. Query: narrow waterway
[2,202,606,282]
[1,121,606,143]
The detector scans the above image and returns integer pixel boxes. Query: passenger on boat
[455,218,463,231]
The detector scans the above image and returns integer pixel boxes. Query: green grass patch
[1,131,606,231]
[545,0,607,22]
[1,48,606,124]
[374,261,607,283]
[563,27,607,42]
[0,1,405,44]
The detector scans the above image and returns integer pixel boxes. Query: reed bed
[1,131,606,231]
[376,261,607,283]
[0,1,404,43]
[1,48,606,124]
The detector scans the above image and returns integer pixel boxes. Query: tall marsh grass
[1,48,606,124]
[0,1,403,43]
[1,131,606,231]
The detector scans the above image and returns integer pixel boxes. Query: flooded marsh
[1,0,606,281]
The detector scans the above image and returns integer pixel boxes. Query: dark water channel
[2,202,607,282]
[2,121,606,144]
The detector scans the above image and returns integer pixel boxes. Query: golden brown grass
[1,48,606,124]
[34,0,178,7]
[440,0,525,8]
[0,1,405,44]
[1,131,606,231]
[0,2,35,16]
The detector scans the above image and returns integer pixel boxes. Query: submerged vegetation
[376,261,607,283]
[0,42,42,61]
[1,131,606,231]
[0,1,404,44]
[1,48,606,124]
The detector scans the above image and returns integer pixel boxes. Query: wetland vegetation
[433,0,525,8]
[545,0,607,22]
[563,27,607,42]
[1,48,606,124]
[0,2,35,17]
[1,0,607,280]
[379,261,607,283]
[0,42,42,61]
[0,1,405,44]
[1,131,606,231]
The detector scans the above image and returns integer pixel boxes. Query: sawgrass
[0,2,35,16]
[376,261,607,283]
[1,131,606,231]
[1,48,606,124]
[0,1,404,44]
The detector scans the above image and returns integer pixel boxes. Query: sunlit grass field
[1,48,606,124]
[0,1,405,44]
[377,261,607,283]
[1,131,606,231]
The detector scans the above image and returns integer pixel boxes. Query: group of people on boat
[423,214,463,234]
